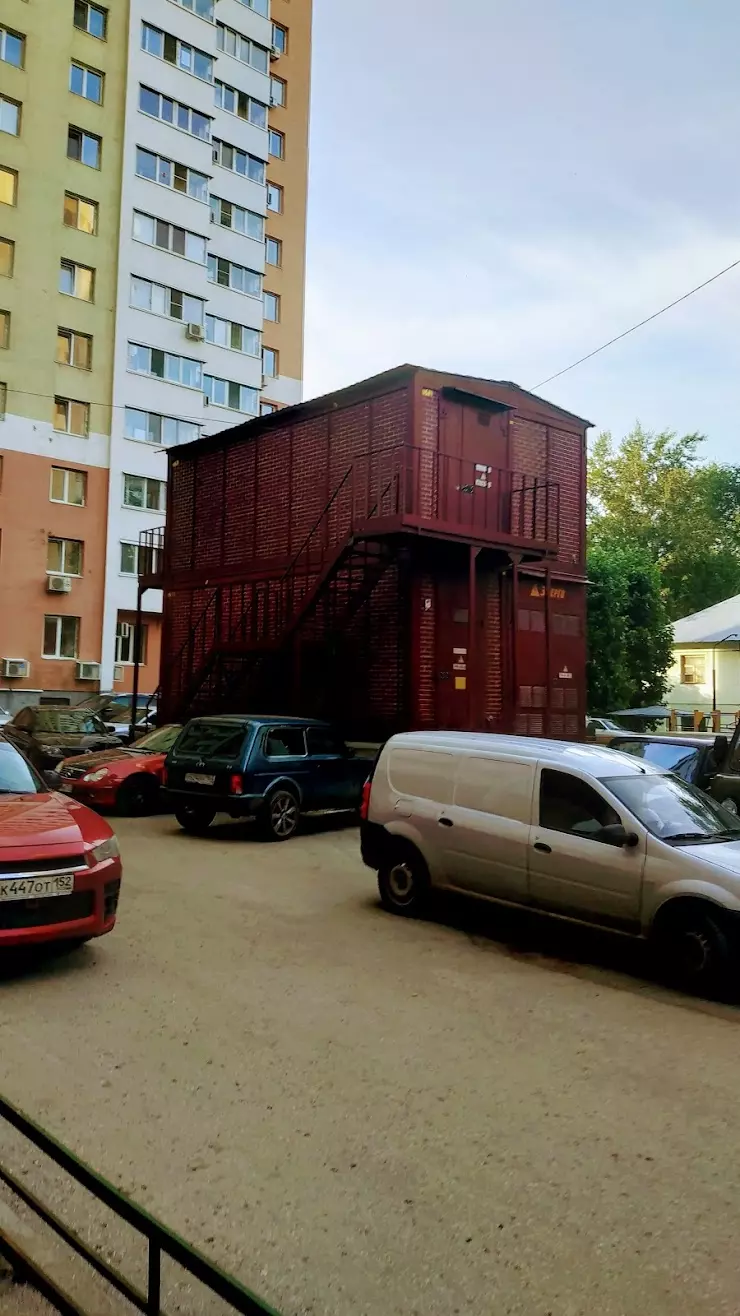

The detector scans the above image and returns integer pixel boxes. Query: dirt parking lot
[3,813,740,1315]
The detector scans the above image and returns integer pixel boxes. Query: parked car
[57,724,182,816]
[607,733,740,813]
[78,694,157,740]
[165,715,370,839]
[360,731,740,992]
[0,737,121,950]
[585,715,624,742]
[3,706,123,771]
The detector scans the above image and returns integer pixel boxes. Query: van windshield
[605,774,740,844]
[174,721,252,760]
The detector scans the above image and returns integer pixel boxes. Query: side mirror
[599,823,639,849]
[105,724,116,734]
[44,770,61,790]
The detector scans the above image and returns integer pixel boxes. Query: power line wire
[531,257,740,391]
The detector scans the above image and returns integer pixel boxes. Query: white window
[237,0,268,15]
[74,2,107,40]
[216,23,269,75]
[54,397,89,436]
[139,86,211,141]
[268,128,284,159]
[265,236,282,266]
[141,23,213,82]
[59,259,94,300]
[0,167,17,206]
[260,401,276,416]
[70,61,104,103]
[0,238,14,278]
[203,375,259,414]
[212,138,266,185]
[680,654,707,686]
[262,347,278,378]
[57,328,92,369]
[125,407,200,447]
[270,77,286,108]
[214,81,268,130]
[209,196,264,241]
[266,182,283,214]
[130,276,204,324]
[0,27,24,68]
[50,466,87,506]
[120,542,139,575]
[115,619,147,664]
[135,148,208,202]
[271,23,287,54]
[123,473,165,511]
[174,0,214,19]
[263,291,280,322]
[207,254,262,298]
[132,211,207,264]
[63,192,98,233]
[47,537,83,576]
[206,314,261,356]
[0,96,20,136]
[67,125,101,169]
[127,343,203,389]
[43,615,80,660]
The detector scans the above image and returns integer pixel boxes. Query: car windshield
[605,773,740,844]
[135,725,181,753]
[34,709,106,735]
[174,721,252,759]
[0,738,45,794]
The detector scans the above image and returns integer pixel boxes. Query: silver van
[360,733,740,992]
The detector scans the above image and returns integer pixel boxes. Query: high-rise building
[0,0,311,708]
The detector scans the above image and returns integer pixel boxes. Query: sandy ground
[2,812,740,1315]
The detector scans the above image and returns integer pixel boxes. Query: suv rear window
[174,721,251,760]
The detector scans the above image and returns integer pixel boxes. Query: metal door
[438,398,509,534]
[435,576,471,730]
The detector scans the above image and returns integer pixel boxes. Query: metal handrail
[0,1093,280,1316]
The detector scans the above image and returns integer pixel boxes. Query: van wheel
[653,902,735,995]
[175,804,216,835]
[378,846,430,917]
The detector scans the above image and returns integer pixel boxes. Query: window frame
[119,542,140,576]
[203,374,259,415]
[43,615,81,661]
[212,137,266,186]
[50,466,87,507]
[63,192,98,234]
[74,1,108,40]
[122,473,166,512]
[207,253,262,299]
[59,258,95,301]
[216,22,269,75]
[680,653,707,685]
[268,128,284,159]
[67,124,102,169]
[262,346,278,378]
[124,406,200,447]
[0,308,8,350]
[57,327,93,370]
[205,314,261,357]
[130,275,204,326]
[209,195,264,242]
[0,166,17,207]
[263,290,280,322]
[265,236,282,267]
[266,182,283,214]
[135,146,209,203]
[53,396,90,437]
[141,22,214,84]
[47,536,84,578]
[538,768,622,843]
[138,85,212,142]
[263,726,308,760]
[214,79,268,130]
[132,210,207,265]
[69,60,104,104]
[0,95,21,137]
[127,341,204,390]
[271,23,287,55]
[0,26,25,70]
[115,619,148,666]
[0,236,15,278]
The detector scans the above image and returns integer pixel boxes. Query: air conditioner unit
[47,574,72,594]
[113,665,124,683]
[76,661,101,681]
[270,44,281,60]
[2,658,29,679]
[186,322,205,342]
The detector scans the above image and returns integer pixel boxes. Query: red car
[0,736,121,950]
[57,724,181,815]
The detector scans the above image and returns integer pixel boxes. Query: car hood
[0,794,86,849]
[682,839,740,875]
[40,733,121,750]
[61,747,157,772]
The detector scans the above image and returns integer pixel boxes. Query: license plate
[59,783,74,793]
[185,773,215,786]
[0,874,74,901]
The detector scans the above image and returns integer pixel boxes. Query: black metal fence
[0,1092,281,1316]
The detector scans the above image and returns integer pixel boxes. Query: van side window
[539,769,620,840]
[264,727,307,758]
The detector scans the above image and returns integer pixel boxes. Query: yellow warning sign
[455,676,467,690]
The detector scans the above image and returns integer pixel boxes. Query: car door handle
[533,842,551,854]
[438,817,454,828]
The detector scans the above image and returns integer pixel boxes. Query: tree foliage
[587,543,674,714]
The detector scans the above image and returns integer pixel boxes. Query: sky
[302,0,740,460]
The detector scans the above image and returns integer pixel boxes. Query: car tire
[116,776,159,817]
[653,901,735,995]
[259,788,300,841]
[378,844,431,918]
[175,803,216,836]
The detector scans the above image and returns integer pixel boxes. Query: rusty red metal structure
[139,365,590,739]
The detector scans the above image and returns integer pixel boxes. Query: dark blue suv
[164,715,370,840]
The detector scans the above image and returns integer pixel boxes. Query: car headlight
[88,836,120,865]
[39,744,63,756]
[83,768,109,783]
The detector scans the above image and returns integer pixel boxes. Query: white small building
[666,594,740,719]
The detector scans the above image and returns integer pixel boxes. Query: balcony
[138,526,165,588]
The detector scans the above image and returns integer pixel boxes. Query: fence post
[693,709,703,731]
[669,709,678,732]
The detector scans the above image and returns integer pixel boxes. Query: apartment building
[0,0,311,710]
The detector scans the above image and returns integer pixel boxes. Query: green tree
[588,426,740,620]
[587,544,673,713]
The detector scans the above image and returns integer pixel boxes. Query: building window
[263,291,280,322]
[130,276,204,325]
[135,147,208,202]
[268,128,284,159]
[132,210,206,264]
[0,238,14,277]
[216,23,269,75]
[115,619,147,665]
[238,0,268,15]
[54,397,90,436]
[0,381,5,418]
[271,23,287,55]
[124,407,200,447]
[63,192,98,234]
[0,96,20,136]
[74,2,108,40]
[209,196,264,241]
[70,61,104,104]
[0,167,17,206]
[260,401,276,416]
[0,310,8,349]
[67,125,101,169]
[57,328,92,370]
[205,314,260,356]
[123,473,165,511]
[207,254,262,298]
[47,536,83,576]
[120,542,139,576]
[127,343,203,389]
[212,137,266,186]
[43,615,80,660]
[262,347,278,378]
[265,236,282,266]
[50,466,87,506]
[0,27,24,69]
[214,80,268,130]
[138,86,211,141]
[266,182,283,213]
[140,23,214,83]
[203,375,259,415]
[680,654,707,685]
[270,77,286,108]
[175,0,215,19]
[59,259,94,301]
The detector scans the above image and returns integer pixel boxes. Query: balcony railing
[138,525,165,585]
